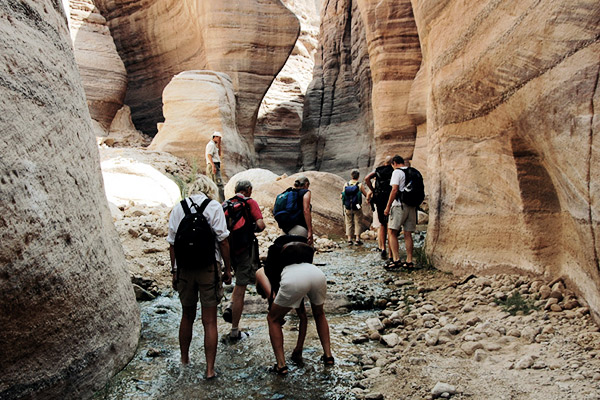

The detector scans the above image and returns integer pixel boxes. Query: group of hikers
[165,131,423,379]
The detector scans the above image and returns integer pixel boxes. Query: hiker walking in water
[341,169,368,245]
[259,240,334,375]
[364,156,393,259]
[205,131,225,202]
[273,176,313,246]
[384,155,416,270]
[221,180,265,341]
[167,177,232,379]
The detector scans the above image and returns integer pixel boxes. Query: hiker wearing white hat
[206,131,225,201]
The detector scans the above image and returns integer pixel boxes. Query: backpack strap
[181,199,192,215]
[197,198,212,215]
[183,197,211,215]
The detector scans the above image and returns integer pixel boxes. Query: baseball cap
[212,131,222,138]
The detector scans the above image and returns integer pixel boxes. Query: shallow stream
[94,242,418,399]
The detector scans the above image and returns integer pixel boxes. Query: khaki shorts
[177,263,223,308]
[274,263,327,309]
[388,203,416,232]
[232,242,259,287]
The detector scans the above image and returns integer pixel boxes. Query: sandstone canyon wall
[411,0,600,320]
[301,0,375,176]
[255,0,321,174]
[67,0,127,135]
[0,1,140,398]
[94,0,300,167]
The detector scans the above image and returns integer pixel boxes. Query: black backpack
[174,198,216,269]
[374,165,393,199]
[222,196,255,256]
[342,182,361,210]
[264,235,308,295]
[399,167,425,207]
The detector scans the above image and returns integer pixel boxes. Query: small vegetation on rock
[496,291,539,315]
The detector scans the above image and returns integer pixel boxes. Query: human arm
[384,185,398,216]
[169,244,177,289]
[218,238,232,285]
[255,218,266,232]
[303,191,313,246]
[216,136,222,157]
[364,171,375,202]
[207,153,216,174]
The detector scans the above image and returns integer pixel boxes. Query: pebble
[431,382,457,398]
[425,329,440,346]
[460,341,483,356]
[367,318,385,332]
[381,333,400,347]
[515,355,535,370]
[473,349,487,362]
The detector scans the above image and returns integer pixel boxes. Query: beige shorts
[232,242,259,287]
[177,263,223,308]
[274,263,327,309]
[388,203,416,232]
[286,225,308,237]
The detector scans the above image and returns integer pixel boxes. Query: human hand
[307,233,314,246]
[223,269,232,285]
[384,207,390,216]
[212,165,217,174]
[366,192,372,202]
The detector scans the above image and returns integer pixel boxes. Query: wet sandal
[384,260,402,270]
[269,364,289,376]
[291,349,303,364]
[401,262,415,269]
[321,355,335,366]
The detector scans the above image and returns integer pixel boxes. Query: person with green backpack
[341,169,368,245]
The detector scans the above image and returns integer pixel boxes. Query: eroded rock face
[0,1,140,398]
[355,0,422,167]
[255,0,321,174]
[67,0,127,133]
[94,0,300,155]
[301,0,375,176]
[147,70,251,178]
[412,0,600,320]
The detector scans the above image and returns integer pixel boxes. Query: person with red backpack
[221,180,265,341]
[341,169,368,245]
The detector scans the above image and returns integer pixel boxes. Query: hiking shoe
[222,307,232,323]
[354,240,363,246]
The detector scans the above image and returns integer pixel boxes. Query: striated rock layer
[412,0,600,321]
[94,0,300,157]
[301,0,375,176]
[67,0,127,133]
[0,1,140,398]
[255,0,321,175]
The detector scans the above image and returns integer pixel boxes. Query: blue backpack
[342,182,361,210]
[273,188,307,231]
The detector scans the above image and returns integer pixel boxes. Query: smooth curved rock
[412,0,600,321]
[67,0,127,132]
[147,70,251,178]
[94,0,300,151]
[252,171,370,237]
[224,168,280,199]
[0,1,139,398]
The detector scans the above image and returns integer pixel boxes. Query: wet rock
[366,318,385,332]
[133,284,156,301]
[146,348,162,357]
[431,382,457,398]
[353,335,370,344]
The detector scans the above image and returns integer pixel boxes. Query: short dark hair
[280,242,314,266]
[350,169,360,180]
[392,155,404,165]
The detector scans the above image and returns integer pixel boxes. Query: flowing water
[94,240,424,399]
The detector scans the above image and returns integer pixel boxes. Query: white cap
[212,131,222,138]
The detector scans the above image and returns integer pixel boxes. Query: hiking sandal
[269,364,289,376]
[291,349,303,364]
[384,260,402,270]
[321,355,335,366]
[401,261,415,269]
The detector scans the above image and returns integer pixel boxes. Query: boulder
[224,168,280,200]
[148,70,251,178]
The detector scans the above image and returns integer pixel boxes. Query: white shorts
[274,263,327,309]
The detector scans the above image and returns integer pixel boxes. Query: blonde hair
[187,175,218,199]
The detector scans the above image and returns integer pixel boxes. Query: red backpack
[222,196,255,256]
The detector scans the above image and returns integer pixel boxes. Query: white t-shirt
[390,167,407,207]
[205,140,220,164]
[167,193,229,266]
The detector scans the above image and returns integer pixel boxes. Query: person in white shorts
[264,242,334,375]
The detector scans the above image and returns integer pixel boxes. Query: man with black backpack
[167,177,232,379]
[383,155,425,270]
[365,156,393,258]
[221,180,265,342]
[341,169,368,245]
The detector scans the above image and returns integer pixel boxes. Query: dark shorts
[177,263,223,308]
[232,243,259,286]
[374,195,389,226]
